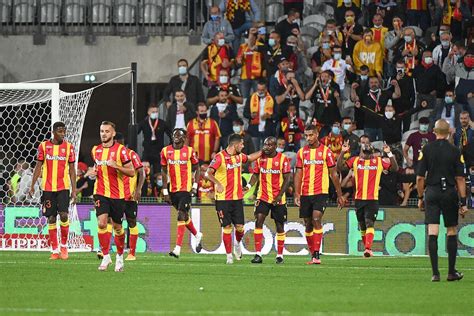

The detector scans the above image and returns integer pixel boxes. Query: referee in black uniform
[416,119,468,282]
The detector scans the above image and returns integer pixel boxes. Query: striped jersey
[346,156,391,200]
[296,144,336,196]
[209,150,248,201]
[37,140,75,192]
[123,148,143,201]
[91,142,130,199]
[187,118,222,162]
[251,153,291,204]
[160,145,199,193]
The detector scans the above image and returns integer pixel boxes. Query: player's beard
[101,136,112,144]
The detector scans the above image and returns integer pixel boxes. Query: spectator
[412,50,447,106]
[427,24,452,51]
[201,6,234,45]
[437,0,471,42]
[353,29,383,80]
[318,19,343,48]
[335,0,362,27]
[370,14,389,51]
[270,66,305,119]
[341,117,360,157]
[198,163,215,202]
[138,104,171,176]
[394,27,425,77]
[277,137,286,153]
[306,70,342,137]
[14,161,40,203]
[355,76,401,141]
[262,31,292,80]
[385,16,405,66]
[140,161,156,197]
[379,166,417,206]
[453,111,474,149]
[431,88,463,131]
[320,122,344,158]
[162,59,205,108]
[283,1,304,16]
[341,10,364,58]
[236,27,265,99]
[219,0,261,52]
[390,59,417,133]
[441,40,466,78]
[367,0,400,27]
[166,89,196,130]
[210,90,239,148]
[279,103,305,152]
[350,64,370,129]
[322,45,353,94]
[187,103,222,163]
[244,80,277,149]
[206,69,243,106]
[444,47,474,107]
[275,8,301,45]
[286,35,308,83]
[76,166,96,199]
[433,31,454,67]
[201,32,234,87]
[405,0,431,30]
[403,117,435,168]
[232,118,255,156]
[311,35,334,76]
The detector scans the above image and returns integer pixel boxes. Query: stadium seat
[91,1,111,24]
[141,1,163,24]
[402,130,417,142]
[0,0,11,23]
[265,1,284,23]
[416,109,433,121]
[164,0,186,24]
[352,130,364,138]
[409,120,420,131]
[371,140,384,152]
[306,45,319,56]
[114,2,136,24]
[411,26,423,38]
[40,1,60,24]
[64,1,86,24]
[276,14,287,25]
[302,14,326,32]
[13,1,35,24]
[314,3,334,19]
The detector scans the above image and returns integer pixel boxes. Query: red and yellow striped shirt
[187,118,221,162]
[406,0,427,10]
[92,142,130,199]
[123,148,143,201]
[296,144,335,196]
[209,150,248,201]
[237,42,264,80]
[160,145,199,193]
[251,153,291,204]
[346,156,391,200]
[37,140,75,192]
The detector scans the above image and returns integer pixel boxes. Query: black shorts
[354,200,379,223]
[424,186,459,227]
[93,195,125,224]
[255,200,287,224]
[124,200,138,219]
[216,200,244,227]
[299,195,328,218]
[170,191,192,212]
[41,190,70,217]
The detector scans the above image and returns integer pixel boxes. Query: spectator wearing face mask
[318,19,343,49]
[453,110,474,150]
[163,59,205,108]
[270,65,305,119]
[335,0,362,26]
[311,36,333,76]
[368,0,400,27]
[340,10,363,58]
[320,122,344,158]
[166,89,196,131]
[431,89,463,132]
[244,80,278,149]
[444,47,474,108]
[210,89,239,148]
[441,40,466,78]
[427,24,451,51]
[201,32,234,87]
[394,27,425,77]
[286,35,307,83]
[403,117,435,168]
[350,65,370,130]
[413,50,447,106]
[206,69,243,106]
[322,46,353,94]
[438,0,471,42]
[385,16,405,65]
[138,104,172,176]
[261,31,292,80]
[341,117,362,157]
[279,103,305,152]
[432,31,454,67]
[275,8,301,45]
[232,118,255,155]
[201,6,235,45]
[352,29,383,80]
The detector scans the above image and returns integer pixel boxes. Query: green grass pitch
[0,252,472,315]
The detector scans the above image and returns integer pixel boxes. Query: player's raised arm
[247,150,262,163]
[337,140,350,173]
[383,142,399,172]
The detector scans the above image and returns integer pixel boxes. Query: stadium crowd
[6,0,474,207]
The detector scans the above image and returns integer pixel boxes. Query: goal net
[0,83,93,251]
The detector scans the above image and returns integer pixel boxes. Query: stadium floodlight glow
[84,74,96,83]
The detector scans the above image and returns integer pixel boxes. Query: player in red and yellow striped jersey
[206,133,262,264]
[187,103,221,163]
[294,124,345,264]
[92,121,135,272]
[114,133,145,261]
[29,122,77,260]
[337,140,398,257]
[247,137,291,264]
[161,128,203,258]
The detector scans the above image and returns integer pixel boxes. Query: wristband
[246,183,252,190]
[387,152,394,158]
[162,189,169,196]
[192,183,198,190]
[460,197,467,207]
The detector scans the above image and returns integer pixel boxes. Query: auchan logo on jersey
[168,159,188,165]
[226,162,241,169]
[303,159,324,165]
[357,165,378,171]
[260,168,281,174]
[95,159,108,166]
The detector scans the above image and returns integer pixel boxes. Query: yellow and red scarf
[250,92,274,125]
[225,0,251,22]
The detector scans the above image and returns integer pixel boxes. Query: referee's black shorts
[424,186,459,227]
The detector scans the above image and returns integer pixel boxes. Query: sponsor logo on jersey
[260,167,281,174]
[95,159,108,166]
[303,159,324,165]
[45,154,67,161]
[168,159,188,165]
[226,162,241,169]
[357,164,378,170]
